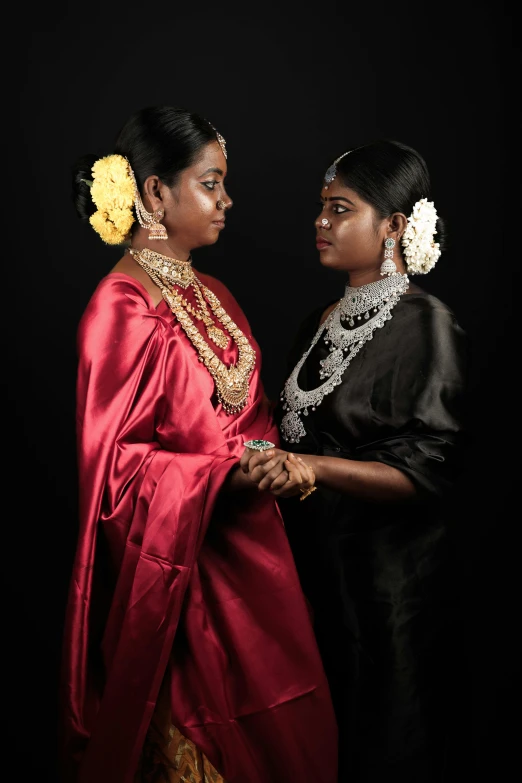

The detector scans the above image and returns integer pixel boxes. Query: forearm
[301,454,416,503]
[222,463,259,494]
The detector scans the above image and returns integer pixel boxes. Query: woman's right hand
[240,447,290,489]
[269,453,316,498]
[240,448,316,498]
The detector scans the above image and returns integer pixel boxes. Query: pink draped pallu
[60,271,338,783]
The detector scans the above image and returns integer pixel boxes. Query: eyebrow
[322,195,356,206]
[199,167,224,177]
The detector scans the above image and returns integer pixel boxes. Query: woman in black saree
[240,140,469,782]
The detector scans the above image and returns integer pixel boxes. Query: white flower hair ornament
[401,198,441,274]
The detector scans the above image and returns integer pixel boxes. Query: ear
[388,212,407,240]
[141,174,164,212]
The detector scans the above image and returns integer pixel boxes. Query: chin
[194,234,219,249]
[319,254,343,270]
[208,227,224,243]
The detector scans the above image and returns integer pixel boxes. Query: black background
[3,1,518,780]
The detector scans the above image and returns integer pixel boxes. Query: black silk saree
[275,290,469,782]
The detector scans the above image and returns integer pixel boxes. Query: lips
[213,219,226,228]
[316,235,331,249]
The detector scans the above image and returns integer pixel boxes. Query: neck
[347,258,407,288]
[130,228,192,263]
[347,269,383,287]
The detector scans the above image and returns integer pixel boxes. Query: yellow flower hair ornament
[88,154,136,245]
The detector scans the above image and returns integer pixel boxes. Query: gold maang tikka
[216,132,227,159]
[206,121,227,159]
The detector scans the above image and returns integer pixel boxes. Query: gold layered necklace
[129,247,256,414]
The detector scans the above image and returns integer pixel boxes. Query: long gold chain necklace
[177,278,230,349]
[129,247,256,414]
[132,246,228,349]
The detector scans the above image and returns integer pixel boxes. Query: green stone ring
[243,439,275,451]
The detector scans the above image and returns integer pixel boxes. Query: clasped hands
[239,446,315,498]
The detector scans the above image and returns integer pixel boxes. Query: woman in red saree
[61,106,337,783]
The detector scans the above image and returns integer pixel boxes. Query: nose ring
[217,199,226,210]
[321,218,330,228]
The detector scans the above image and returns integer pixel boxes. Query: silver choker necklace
[280,274,409,443]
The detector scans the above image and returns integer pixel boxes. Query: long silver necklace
[280,274,409,443]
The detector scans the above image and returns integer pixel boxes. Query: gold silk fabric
[135,679,225,783]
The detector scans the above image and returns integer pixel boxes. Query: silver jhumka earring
[380,237,397,276]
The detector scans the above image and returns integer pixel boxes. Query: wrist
[224,464,255,494]
[297,454,322,485]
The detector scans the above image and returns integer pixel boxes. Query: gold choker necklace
[131,248,195,289]
[129,248,256,414]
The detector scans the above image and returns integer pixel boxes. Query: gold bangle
[299,485,317,501]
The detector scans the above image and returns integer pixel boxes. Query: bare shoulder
[110,253,163,306]
[319,300,340,326]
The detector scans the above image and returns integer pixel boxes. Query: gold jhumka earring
[136,202,168,242]
[126,158,168,240]
[137,206,168,241]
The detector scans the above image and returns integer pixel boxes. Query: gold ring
[299,485,317,501]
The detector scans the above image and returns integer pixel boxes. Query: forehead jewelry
[323,150,351,189]
[216,131,227,159]
[206,120,228,159]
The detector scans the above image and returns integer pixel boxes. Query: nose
[218,194,233,210]
[317,217,331,229]
[224,192,233,210]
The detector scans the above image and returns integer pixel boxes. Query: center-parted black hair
[334,140,446,250]
[72,105,220,221]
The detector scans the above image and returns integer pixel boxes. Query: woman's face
[315,181,389,283]
[161,140,232,253]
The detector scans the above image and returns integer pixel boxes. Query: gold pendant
[206,324,229,349]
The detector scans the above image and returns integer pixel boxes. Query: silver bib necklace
[280,274,409,443]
